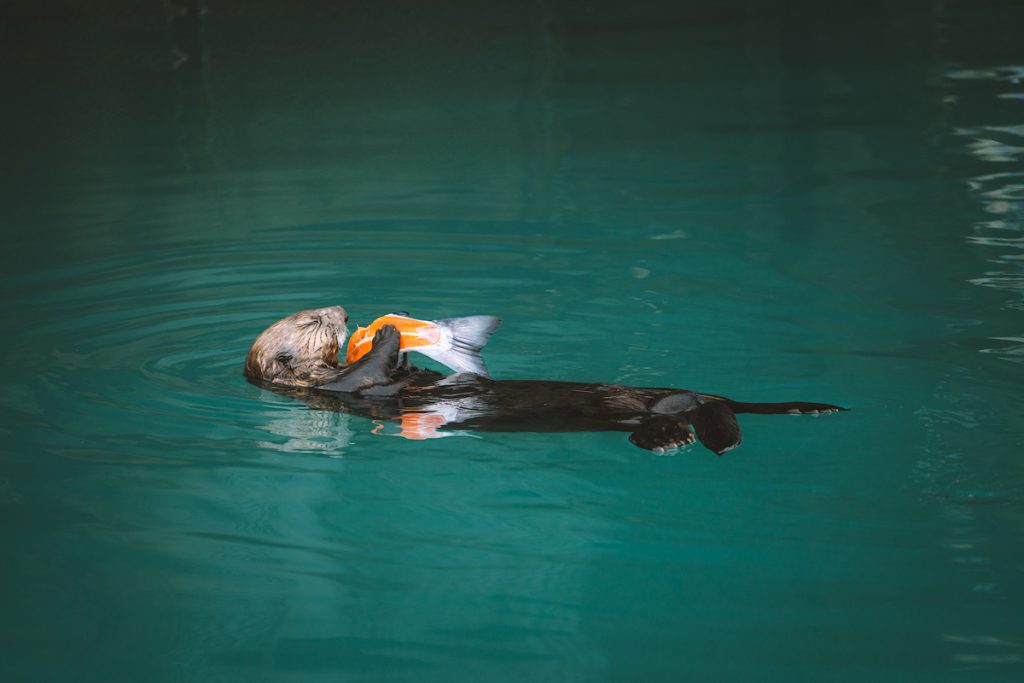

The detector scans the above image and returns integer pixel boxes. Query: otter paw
[371,324,401,350]
[629,416,695,452]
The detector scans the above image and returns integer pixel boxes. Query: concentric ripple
[3,222,676,463]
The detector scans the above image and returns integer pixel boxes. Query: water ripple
[5,222,674,463]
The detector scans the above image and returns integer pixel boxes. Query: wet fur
[245,308,848,454]
[245,306,350,386]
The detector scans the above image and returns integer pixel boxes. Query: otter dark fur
[245,308,847,454]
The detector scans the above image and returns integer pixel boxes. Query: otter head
[244,306,349,386]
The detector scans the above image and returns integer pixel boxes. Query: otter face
[244,306,349,386]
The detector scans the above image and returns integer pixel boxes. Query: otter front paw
[371,324,401,353]
[629,416,695,453]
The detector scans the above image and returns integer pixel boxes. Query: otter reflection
[245,307,848,454]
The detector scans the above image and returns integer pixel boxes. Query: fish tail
[418,315,501,377]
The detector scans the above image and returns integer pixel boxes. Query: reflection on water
[903,52,1024,671]
[952,63,1024,362]
[255,396,354,455]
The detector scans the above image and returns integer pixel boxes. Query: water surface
[2,1,1023,681]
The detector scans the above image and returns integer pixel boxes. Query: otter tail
[722,399,849,415]
[417,316,501,378]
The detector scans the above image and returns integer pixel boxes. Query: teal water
[2,1,1023,680]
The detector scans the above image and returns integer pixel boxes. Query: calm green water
[2,1,1023,680]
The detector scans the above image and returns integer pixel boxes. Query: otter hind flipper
[691,401,742,455]
[629,415,695,453]
[316,324,402,393]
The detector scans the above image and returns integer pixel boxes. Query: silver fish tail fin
[418,315,501,377]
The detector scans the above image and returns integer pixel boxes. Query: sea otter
[244,306,847,454]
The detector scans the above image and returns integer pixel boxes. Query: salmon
[345,313,500,377]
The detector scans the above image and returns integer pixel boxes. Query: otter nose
[325,305,348,324]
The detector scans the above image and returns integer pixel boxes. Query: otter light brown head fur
[245,306,349,386]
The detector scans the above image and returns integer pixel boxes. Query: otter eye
[275,353,292,365]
